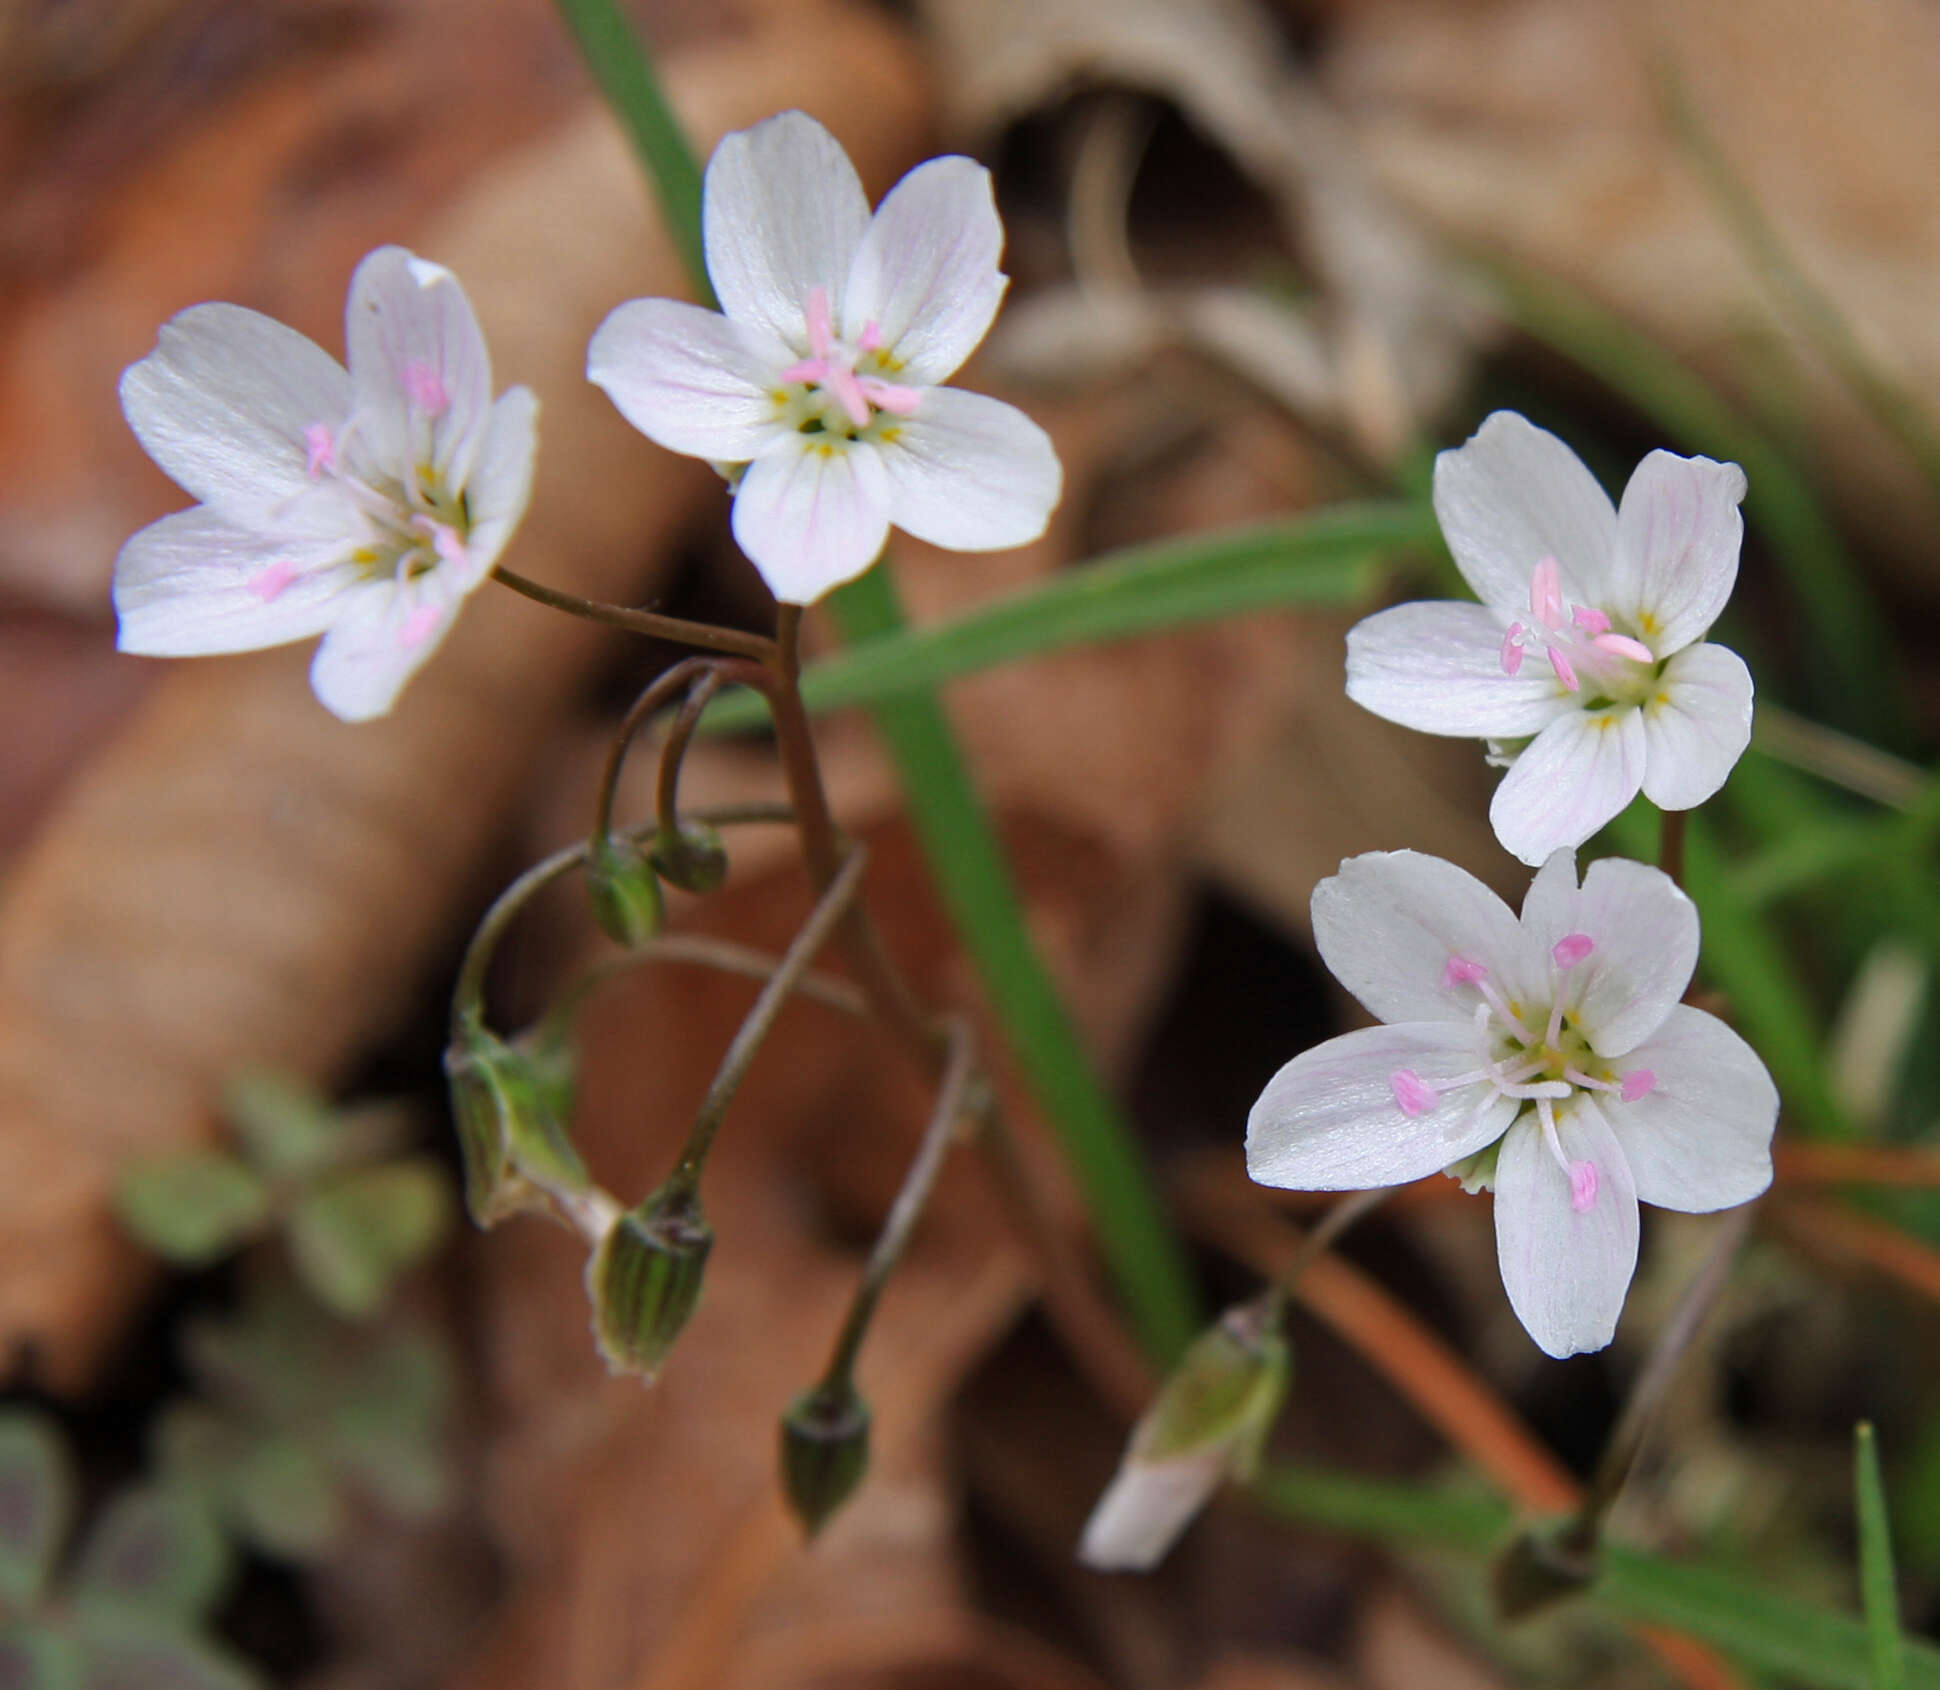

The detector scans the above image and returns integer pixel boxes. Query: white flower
[587,110,1061,605]
[1346,412,1755,866]
[1246,849,1776,1358]
[115,246,538,722]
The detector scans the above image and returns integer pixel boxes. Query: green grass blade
[552,0,712,305]
[1857,1422,1909,1690]
[705,503,1420,733]
[826,564,1200,1363]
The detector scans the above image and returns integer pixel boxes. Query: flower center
[777,285,920,441]
[1499,556,1657,703]
[1388,932,1657,1212]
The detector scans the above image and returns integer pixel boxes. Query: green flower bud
[586,1184,712,1380]
[779,1381,872,1538]
[649,821,729,895]
[1080,1301,1290,1570]
[587,835,664,947]
[444,1025,588,1226]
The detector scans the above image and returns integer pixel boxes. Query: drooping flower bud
[649,821,729,895]
[586,1183,712,1380]
[587,835,664,948]
[1079,1301,1290,1571]
[444,1024,588,1227]
[779,1380,871,1538]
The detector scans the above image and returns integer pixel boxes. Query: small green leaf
[114,1155,270,1267]
[326,1335,454,1517]
[1857,1422,1908,1690]
[0,1415,74,1611]
[221,1073,342,1181]
[285,1161,453,1319]
[227,1439,342,1563]
[71,1612,260,1690]
[70,1490,229,1626]
[0,1625,84,1690]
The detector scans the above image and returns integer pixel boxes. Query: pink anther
[1620,1069,1657,1103]
[404,360,449,416]
[1546,643,1580,692]
[1500,622,1527,677]
[247,559,298,603]
[1551,932,1595,970]
[1569,1159,1599,1213]
[1572,604,1611,636]
[857,319,885,353]
[822,363,872,428]
[858,376,920,415]
[1443,956,1488,988]
[1530,556,1565,628]
[303,422,336,478]
[398,604,441,650]
[1594,632,1655,663]
[1390,1069,1438,1117]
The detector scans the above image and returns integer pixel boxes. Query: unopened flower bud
[780,1380,871,1538]
[444,1024,588,1226]
[587,1183,712,1380]
[587,835,664,947]
[650,821,729,895]
[1079,1302,1289,1571]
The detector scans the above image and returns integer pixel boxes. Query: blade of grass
[703,503,1420,732]
[826,564,1199,1362]
[1856,1421,1910,1690]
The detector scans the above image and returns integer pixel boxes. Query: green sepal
[114,1153,270,1266]
[69,1489,230,1625]
[779,1382,871,1538]
[587,835,664,948]
[586,1185,712,1380]
[1138,1306,1290,1480]
[286,1160,453,1319]
[444,1027,585,1225]
[649,822,728,894]
[0,1414,74,1612]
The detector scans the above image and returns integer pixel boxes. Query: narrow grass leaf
[1856,1421,1908,1690]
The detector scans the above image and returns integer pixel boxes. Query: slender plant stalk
[495,564,773,661]
[1660,806,1688,891]
[592,655,718,841]
[1257,1186,1393,1326]
[1855,1421,1909,1690]
[657,669,723,834]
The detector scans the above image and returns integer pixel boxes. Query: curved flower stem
[593,656,718,842]
[817,1016,980,1393]
[657,668,723,837]
[494,564,776,662]
[1257,1186,1394,1327]
[666,844,870,1195]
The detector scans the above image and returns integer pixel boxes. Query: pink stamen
[1443,956,1488,988]
[804,285,835,360]
[1551,933,1595,970]
[404,360,449,415]
[857,319,885,353]
[1594,632,1655,663]
[822,362,872,429]
[1569,1159,1599,1213]
[1530,556,1565,628]
[398,604,441,650]
[428,523,468,571]
[1620,1069,1657,1103]
[1572,604,1611,636]
[1390,1069,1438,1117]
[303,422,335,478]
[857,376,921,416]
[1546,643,1579,692]
[1500,622,1526,677]
[247,559,298,603]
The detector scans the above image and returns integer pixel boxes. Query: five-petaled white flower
[1247,849,1775,1358]
[1346,412,1755,866]
[115,246,538,722]
[587,109,1061,605]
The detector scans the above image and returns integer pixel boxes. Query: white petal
[587,298,791,463]
[114,507,358,657]
[731,440,892,603]
[461,386,540,577]
[1519,854,1697,1057]
[1247,1022,1519,1190]
[1346,601,1575,738]
[845,157,1006,384]
[1609,1006,1776,1212]
[703,111,871,348]
[1079,1449,1226,1571]
[1639,643,1754,810]
[119,303,351,531]
[1493,1098,1639,1358]
[1312,850,1525,1027]
[1489,706,1647,867]
[344,246,494,489]
[308,574,467,722]
[1609,451,1747,655]
[878,387,1059,551]
[1432,412,1619,611]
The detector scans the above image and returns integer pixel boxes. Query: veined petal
[844,156,1006,384]
[878,387,1059,551]
[1248,1023,1519,1191]
[1312,850,1526,1027]
[1610,1005,1776,1212]
[1078,1448,1225,1571]
[704,111,871,349]
[1493,1097,1638,1358]
[119,303,351,532]
[461,386,540,580]
[731,439,892,603]
[1433,412,1619,610]
[1609,451,1747,655]
[1639,643,1754,810]
[308,575,465,723]
[1519,854,1697,1056]
[588,298,791,463]
[345,247,494,490]
[114,507,357,656]
[1346,601,1575,738]
[1489,706,1647,867]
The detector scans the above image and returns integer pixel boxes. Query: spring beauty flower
[587,110,1061,604]
[1246,849,1776,1358]
[1346,412,1754,865]
[115,247,537,722]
